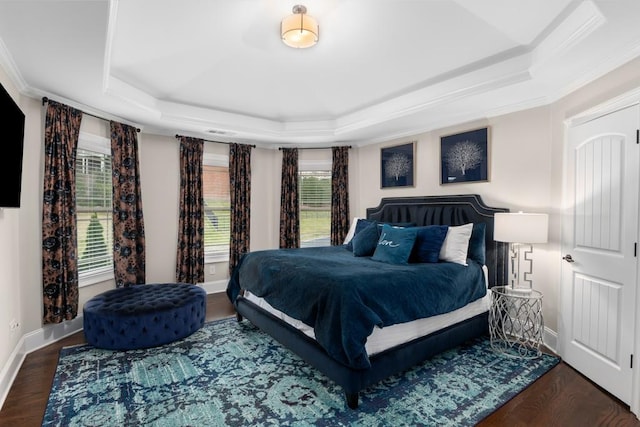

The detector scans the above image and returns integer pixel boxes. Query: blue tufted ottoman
[83,283,206,350]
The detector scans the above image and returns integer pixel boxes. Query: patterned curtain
[330,146,350,245]
[279,148,300,248]
[228,143,252,275]
[110,121,146,287]
[176,137,204,284]
[42,100,83,324]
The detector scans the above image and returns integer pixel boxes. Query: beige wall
[138,133,180,283]
[0,67,24,377]
[4,56,640,386]
[353,109,552,211]
[249,147,279,251]
[16,96,43,332]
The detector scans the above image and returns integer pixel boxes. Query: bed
[226,194,508,409]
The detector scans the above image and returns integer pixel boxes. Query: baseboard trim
[0,335,26,411]
[543,327,558,354]
[23,316,85,354]
[199,279,228,294]
[0,315,84,410]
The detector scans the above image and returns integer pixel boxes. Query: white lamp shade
[494,212,548,243]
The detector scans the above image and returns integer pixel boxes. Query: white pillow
[343,217,363,245]
[439,223,473,266]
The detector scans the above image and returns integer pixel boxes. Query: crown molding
[0,37,27,93]
[530,0,605,74]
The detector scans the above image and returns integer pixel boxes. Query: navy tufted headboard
[366,194,509,287]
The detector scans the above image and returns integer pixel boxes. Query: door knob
[563,254,575,263]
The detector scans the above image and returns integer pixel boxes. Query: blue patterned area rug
[43,317,559,426]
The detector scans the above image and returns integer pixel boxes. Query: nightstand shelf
[489,286,543,359]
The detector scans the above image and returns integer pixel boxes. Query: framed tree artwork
[381,142,415,188]
[440,127,489,184]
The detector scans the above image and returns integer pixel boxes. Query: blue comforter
[227,246,486,370]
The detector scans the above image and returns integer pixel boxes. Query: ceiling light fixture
[281,5,318,49]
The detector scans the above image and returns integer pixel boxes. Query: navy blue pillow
[410,225,449,263]
[468,223,486,265]
[346,219,376,252]
[372,224,418,265]
[352,222,380,257]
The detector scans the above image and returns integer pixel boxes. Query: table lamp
[494,212,548,289]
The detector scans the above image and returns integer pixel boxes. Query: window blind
[299,170,331,247]
[203,163,231,258]
[76,148,114,276]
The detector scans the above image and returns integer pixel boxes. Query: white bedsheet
[244,266,490,356]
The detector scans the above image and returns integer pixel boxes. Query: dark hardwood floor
[1,293,638,426]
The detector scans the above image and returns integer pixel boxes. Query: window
[299,169,331,247]
[76,132,114,284]
[203,154,230,260]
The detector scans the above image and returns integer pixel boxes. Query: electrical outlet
[9,319,19,330]
[209,265,216,274]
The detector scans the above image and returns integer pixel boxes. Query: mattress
[244,266,490,357]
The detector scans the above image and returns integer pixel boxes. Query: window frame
[76,131,114,287]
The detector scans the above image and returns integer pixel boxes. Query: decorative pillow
[372,224,418,265]
[351,222,380,257]
[410,225,449,263]
[467,223,486,265]
[439,223,473,266]
[345,219,376,251]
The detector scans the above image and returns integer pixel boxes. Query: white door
[560,104,639,405]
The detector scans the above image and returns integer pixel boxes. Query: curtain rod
[42,97,140,132]
[278,145,352,150]
[175,134,256,148]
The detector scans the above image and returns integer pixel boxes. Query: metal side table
[489,286,544,358]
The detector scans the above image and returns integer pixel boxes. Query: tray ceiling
[0,0,639,147]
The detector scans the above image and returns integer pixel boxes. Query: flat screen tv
[0,82,25,208]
